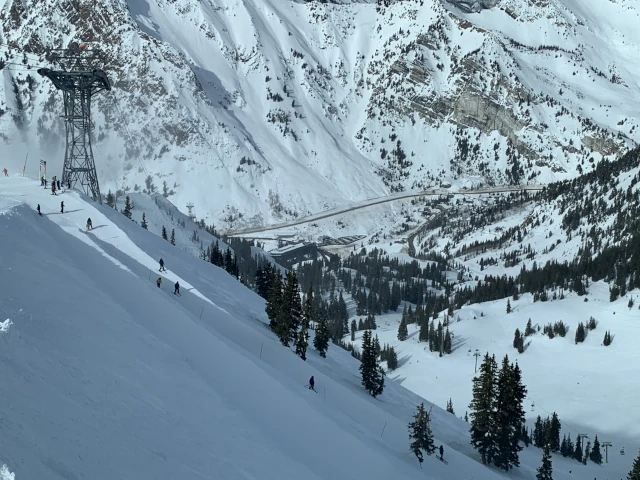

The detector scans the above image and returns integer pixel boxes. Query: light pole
[473,349,481,373]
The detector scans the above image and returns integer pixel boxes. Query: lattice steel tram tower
[38,44,110,203]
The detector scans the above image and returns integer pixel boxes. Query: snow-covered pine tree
[469,353,499,465]
[359,330,384,397]
[583,440,591,464]
[313,310,329,358]
[408,402,436,465]
[161,225,168,240]
[141,213,148,229]
[397,316,408,341]
[536,443,553,480]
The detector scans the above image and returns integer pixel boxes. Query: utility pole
[602,441,612,463]
[38,42,110,203]
[473,349,481,373]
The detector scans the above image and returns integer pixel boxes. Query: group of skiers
[156,259,180,295]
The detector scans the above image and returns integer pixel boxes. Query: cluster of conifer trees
[468,353,527,471]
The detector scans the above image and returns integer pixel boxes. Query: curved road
[223,185,545,237]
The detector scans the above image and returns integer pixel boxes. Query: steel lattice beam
[38,64,110,203]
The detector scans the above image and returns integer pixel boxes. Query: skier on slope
[159,258,166,272]
[174,281,180,295]
[51,183,56,196]
[156,277,162,288]
[439,445,444,460]
[60,201,64,214]
[36,204,42,216]
[308,376,315,391]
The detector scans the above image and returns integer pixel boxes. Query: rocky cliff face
[1,0,638,229]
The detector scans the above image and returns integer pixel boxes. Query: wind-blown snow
[0,319,12,334]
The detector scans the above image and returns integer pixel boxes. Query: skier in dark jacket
[159,258,166,272]
[174,281,180,295]
[86,218,92,230]
[60,201,64,213]
[308,376,315,391]
[439,445,444,459]
[37,204,42,216]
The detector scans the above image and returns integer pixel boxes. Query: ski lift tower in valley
[38,42,110,203]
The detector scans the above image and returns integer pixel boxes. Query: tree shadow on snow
[406,330,419,341]
[451,335,468,353]
[397,354,411,369]
[90,225,107,230]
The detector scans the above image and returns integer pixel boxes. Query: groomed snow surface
[0,174,636,480]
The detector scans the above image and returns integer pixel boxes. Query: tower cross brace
[38,46,110,203]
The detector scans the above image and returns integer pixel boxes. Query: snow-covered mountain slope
[1,0,639,230]
[0,174,519,480]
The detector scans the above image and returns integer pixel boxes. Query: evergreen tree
[275,271,302,346]
[446,398,455,414]
[589,435,603,464]
[583,440,591,464]
[141,213,148,229]
[525,318,535,336]
[266,274,283,331]
[560,435,568,457]
[628,449,640,480]
[469,353,499,465]
[313,310,329,358]
[295,312,309,361]
[106,190,115,208]
[397,316,408,341]
[573,435,583,461]
[444,327,452,354]
[161,225,168,240]
[536,443,553,480]
[170,229,176,245]
[513,328,522,349]
[549,412,561,452]
[575,321,586,344]
[122,195,133,219]
[408,403,436,465]
[533,416,543,448]
[506,298,511,314]
[494,356,527,471]
[359,330,384,397]
[603,330,612,346]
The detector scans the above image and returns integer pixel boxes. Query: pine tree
[560,435,568,457]
[359,330,384,397]
[589,435,603,464]
[296,285,313,361]
[533,416,543,448]
[266,273,283,331]
[583,440,591,464]
[549,412,561,452]
[122,195,133,219]
[525,318,535,336]
[397,316,408,341]
[276,271,302,346]
[536,443,553,480]
[170,229,176,245]
[161,225,168,240]
[573,435,582,461]
[628,449,640,480]
[513,328,522,349]
[446,398,455,414]
[506,298,511,314]
[141,213,148,229]
[603,330,612,346]
[469,353,499,465]
[494,356,527,471]
[575,321,586,344]
[408,403,436,465]
[106,190,115,208]
[444,327,452,354]
[313,310,329,358]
